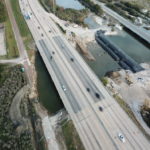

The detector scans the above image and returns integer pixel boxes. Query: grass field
[0,1,19,59]
[5,17,19,58]
[61,120,85,150]
[10,0,33,51]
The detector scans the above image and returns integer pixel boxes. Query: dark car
[99,106,103,112]
[86,88,90,92]
[95,93,100,99]
[70,58,74,62]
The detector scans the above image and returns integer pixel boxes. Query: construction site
[105,62,150,137]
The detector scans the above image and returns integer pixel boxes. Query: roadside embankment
[103,63,150,139]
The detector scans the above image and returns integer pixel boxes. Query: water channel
[35,53,64,113]
[56,0,85,10]
[36,0,150,113]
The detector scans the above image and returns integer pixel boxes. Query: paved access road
[91,0,150,44]
[19,0,150,149]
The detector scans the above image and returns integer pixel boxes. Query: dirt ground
[106,62,150,135]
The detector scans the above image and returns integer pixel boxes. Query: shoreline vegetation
[98,0,150,22]
[79,0,103,16]
[39,0,103,26]
[39,0,89,26]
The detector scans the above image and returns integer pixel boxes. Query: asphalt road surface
[19,0,150,149]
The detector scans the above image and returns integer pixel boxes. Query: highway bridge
[20,0,150,149]
[92,0,150,45]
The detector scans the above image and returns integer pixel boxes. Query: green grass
[0,1,6,23]
[101,77,108,86]
[0,1,19,59]
[62,120,85,150]
[5,18,19,58]
[10,0,33,50]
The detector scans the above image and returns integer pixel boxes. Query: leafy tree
[0,1,6,23]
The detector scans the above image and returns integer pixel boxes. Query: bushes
[79,0,103,16]
[0,64,8,84]
[55,7,88,26]
[106,3,135,22]
[122,2,142,12]
[39,0,89,26]
[101,77,108,86]
[106,1,146,22]
[0,65,34,150]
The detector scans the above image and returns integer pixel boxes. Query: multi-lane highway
[19,0,150,149]
[92,0,150,44]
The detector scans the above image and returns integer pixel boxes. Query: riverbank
[39,0,89,27]
[49,11,119,61]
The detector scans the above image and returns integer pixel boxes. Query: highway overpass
[20,0,150,149]
[92,0,150,44]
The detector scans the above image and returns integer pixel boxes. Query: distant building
[141,9,148,14]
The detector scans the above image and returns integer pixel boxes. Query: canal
[86,29,150,77]
[35,53,64,113]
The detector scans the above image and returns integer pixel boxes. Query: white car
[118,133,125,143]
[62,85,66,91]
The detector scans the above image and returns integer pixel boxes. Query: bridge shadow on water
[35,52,64,114]
[124,27,150,49]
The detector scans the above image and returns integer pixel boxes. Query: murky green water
[35,52,63,113]
[107,30,150,63]
[86,30,150,77]
[86,42,121,77]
